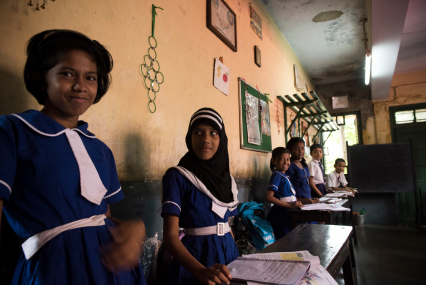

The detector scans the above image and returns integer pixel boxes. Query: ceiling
[261,0,426,100]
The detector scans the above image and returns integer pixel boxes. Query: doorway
[323,112,362,174]
[390,103,426,225]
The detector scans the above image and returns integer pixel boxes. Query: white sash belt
[22,214,107,260]
[184,222,231,236]
[280,196,297,202]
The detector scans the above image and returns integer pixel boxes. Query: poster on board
[245,92,261,145]
[261,100,271,136]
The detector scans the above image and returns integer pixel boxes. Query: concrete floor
[335,225,426,285]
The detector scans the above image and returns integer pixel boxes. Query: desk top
[259,224,352,270]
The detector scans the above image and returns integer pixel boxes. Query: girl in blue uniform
[162,108,239,285]
[266,147,304,239]
[0,30,146,284]
[286,137,317,204]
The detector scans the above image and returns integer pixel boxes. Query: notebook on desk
[227,257,310,285]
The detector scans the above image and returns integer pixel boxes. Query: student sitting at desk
[326,158,355,193]
[308,144,327,198]
[265,147,304,239]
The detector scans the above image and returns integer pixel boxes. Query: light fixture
[365,50,371,85]
[360,18,371,85]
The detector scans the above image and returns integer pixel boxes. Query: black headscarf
[178,108,234,203]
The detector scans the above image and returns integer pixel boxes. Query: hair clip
[27,0,33,6]
[41,0,46,9]
[35,3,40,10]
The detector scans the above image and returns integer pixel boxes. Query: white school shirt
[326,171,348,189]
[308,159,325,185]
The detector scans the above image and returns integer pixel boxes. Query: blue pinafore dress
[286,161,312,199]
[0,110,146,285]
[266,171,297,239]
[161,167,239,285]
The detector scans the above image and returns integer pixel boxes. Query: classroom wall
[373,70,426,144]
[0,0,318,280]
[0,0,316,181]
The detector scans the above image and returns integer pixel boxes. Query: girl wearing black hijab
[161,108,239,285]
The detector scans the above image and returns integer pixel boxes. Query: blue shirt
[161,168,239,285]
[267,171,296,201]
[0,110,146,284]
[286,161,312,199]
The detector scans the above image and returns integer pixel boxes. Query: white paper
[242,251,320,266]
[213,58,230,95]
[242,251,338,285]
[300,203,350,212]
[245,92,261,145]
[227,258,310,285]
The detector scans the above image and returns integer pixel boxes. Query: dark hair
[24,29,113,105]
[270,147,290,171]
[310,143,323,153]
[335,158,346,165]
[286,137,307,167]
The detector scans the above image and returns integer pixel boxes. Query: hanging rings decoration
[140,4,164,113]
[28,0,52,11]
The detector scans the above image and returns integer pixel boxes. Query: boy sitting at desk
[326,158,355,194]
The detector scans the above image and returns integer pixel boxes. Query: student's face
[311,148,323,161]
[335,162,346,173]
[272,153,290,173]
[43,50,98,123]
[191,124,220,160]
[289,142,305,160]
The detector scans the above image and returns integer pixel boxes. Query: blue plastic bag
[237,202,276,250]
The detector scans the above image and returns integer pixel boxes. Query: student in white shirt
[326,158,355,193]
[308,144,327,198]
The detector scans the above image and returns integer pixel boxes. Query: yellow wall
[373,70,426,144]
[0,0,315,181]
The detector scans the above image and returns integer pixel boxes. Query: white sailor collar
[171,166,239,210]
[272,170,296,195]
[12,109,96,138]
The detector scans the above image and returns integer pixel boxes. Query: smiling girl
[161,108,239,285]
[265,147,304,239]
[0,30,146,284]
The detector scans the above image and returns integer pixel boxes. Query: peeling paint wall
[373,70,426,144]
[315,78,376,144]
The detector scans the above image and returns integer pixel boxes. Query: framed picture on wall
[254,46,261,67]
[207,0,237,52]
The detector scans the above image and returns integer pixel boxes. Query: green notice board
[238,78,272,152]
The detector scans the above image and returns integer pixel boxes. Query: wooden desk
[260,224,354,284]
[289,197,358,246]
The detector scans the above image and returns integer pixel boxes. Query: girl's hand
[102,220,146,273]
[300,198,314,204]
[312,198,320,203]
[194,264,232,285]
[290,201,304,208]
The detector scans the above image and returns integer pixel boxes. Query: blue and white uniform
[286,161,312,199]
[266,171,296,239]
[161,167,239,285]
[0,110,146,285]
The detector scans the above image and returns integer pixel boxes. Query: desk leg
[342,252,354,285]
[349,203,358,245]
[349,236,356,268]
